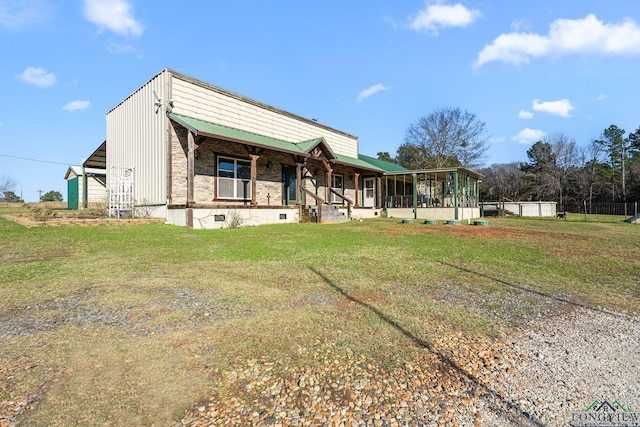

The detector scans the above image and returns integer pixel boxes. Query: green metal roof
[169,112,400,173]
[296,137,337,159]
[358,154,408,172]
[168,112,305,154]
[334,154,385,172]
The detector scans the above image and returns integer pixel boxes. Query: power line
[0,153,69,166]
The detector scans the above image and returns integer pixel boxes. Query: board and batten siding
[170,73,359,159]
[106,70,170,205]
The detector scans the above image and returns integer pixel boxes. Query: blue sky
[1,1,640,201]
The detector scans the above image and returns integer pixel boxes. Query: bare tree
[397,107,488,170]
[0,175,17,194]
[478,162,524,201]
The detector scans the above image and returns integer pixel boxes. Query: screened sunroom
[382,168,482,221]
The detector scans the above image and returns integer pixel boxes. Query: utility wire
[0,153,69,166]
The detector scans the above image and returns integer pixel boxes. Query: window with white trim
[217,156,252,199]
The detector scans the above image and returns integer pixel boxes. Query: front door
[283,165,298,205]
[363,177,375,207]
[67,177,78,210]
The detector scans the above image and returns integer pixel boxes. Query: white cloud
[519,110,534,119]
[0,0,52,29]
[83,0,143,37]
[476,14,640,67]
[597,93,608,101]
[17,67,56,88]
[356,84,390,102]
[62,100,91,112]
[532,98,575,118]
[513,128,547,145]
[410,2,480,34]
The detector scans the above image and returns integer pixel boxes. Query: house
[85,69,481,228]
[64,146,107,210]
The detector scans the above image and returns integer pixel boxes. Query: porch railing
[300,188,324,223]
[329,189,353,220]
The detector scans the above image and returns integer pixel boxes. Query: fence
[560,202,639,216]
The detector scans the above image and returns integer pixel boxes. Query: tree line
[478,125,640,207]
[380,108,640,208]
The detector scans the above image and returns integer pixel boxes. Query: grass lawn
[1,210,638,425]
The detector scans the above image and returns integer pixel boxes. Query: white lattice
[109,166,135,218]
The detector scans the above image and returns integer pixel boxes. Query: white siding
[170,74,359,158]
[106,70,169,205]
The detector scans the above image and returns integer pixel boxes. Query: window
[217,156,252,199]
[331,174,344,203]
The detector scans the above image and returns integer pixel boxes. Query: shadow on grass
[437,260,630,320]
[309,267,545,427]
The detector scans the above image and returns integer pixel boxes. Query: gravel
[478,307,640,426]
[2,293,638,426]
[180,306,640,427]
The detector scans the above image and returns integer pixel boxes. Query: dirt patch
[440,225,548,239]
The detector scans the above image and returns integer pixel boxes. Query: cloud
[356,84,390,102]
[0,0,52,29]
[519,110,534,119]
[17,67,56,88]
[532,98,575,117]
[83,0,143,37]
[62,100,91,112]
[476,14,640,67]
[513,128,547,145]
[410,2,480,34]
[597,93,608,101]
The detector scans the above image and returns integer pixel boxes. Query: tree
[396,107,488,170]
[376,152,396,163]
[595,125,632,202]
[2,191,24,203]
[40,190,63,202]
[519,134,579,205]
[478,162,524,201]
[0,175,17,194]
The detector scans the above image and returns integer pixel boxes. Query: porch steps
[305,205,348,223]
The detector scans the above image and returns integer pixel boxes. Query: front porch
[382,169,482,221]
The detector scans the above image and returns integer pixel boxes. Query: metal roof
[168,113,390,173]
[169,112,306,155]
[358,154,408,173]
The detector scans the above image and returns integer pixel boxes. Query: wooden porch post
[186,131,195,228]
[322,160,332,204]
[354,172,360,207]
[187,131,195,207]
[296,162,303,205]
[249,154,259,207]
[376,176,382,209]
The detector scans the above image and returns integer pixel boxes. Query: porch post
[186,131,195,229]
[354,172,360,207]
[376,176,382,209]
[187,131,195,208]
[412,173,418,219]
[322,160,332,204]
[296,162,303,205]
[453,170,459,220]
[249,154,259,207]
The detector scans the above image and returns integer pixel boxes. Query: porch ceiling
[82,140,106,169]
